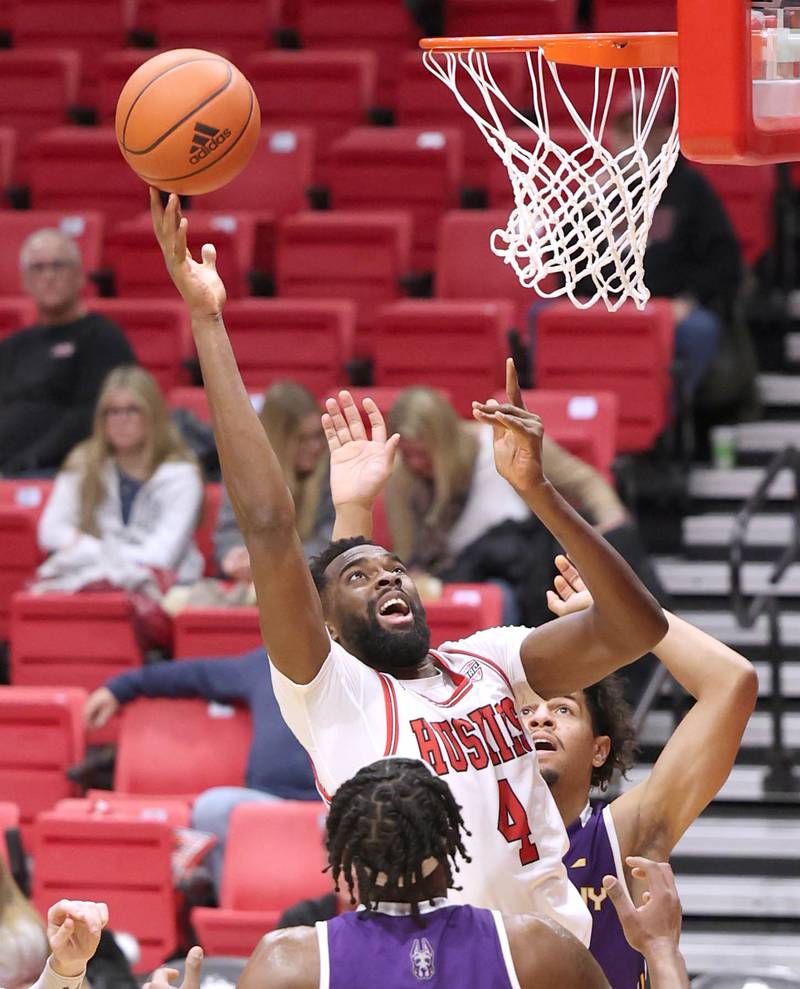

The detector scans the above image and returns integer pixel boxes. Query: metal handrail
[729,445,800,794]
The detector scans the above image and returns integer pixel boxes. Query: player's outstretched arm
[505,914,611,989]
[324,390,400,541]
[238,928,319,989]
[473,359,667,697]
[151,190,328,683]
[603,858,690,989]
[548,556,758,859]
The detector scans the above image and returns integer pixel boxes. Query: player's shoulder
[502,913,600,987]
[241,926,320,989]
[438,624,533,656]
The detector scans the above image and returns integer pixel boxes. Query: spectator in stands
[0,856,49,989]
[83,646,319,897]
[35,366,204,602]
[0,230,135,476]
[214,381,333,581]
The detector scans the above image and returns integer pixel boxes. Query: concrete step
[684,513,793,548]
[759,373,800,407]
[689,467,796,502]
[673,817,800,860]
[640,710,800,749]
[678,609,800,653]
[621,764,784,802]
[676,874,800,918]
[734,421,800,455]
[681,930,800,973]
[656,558,800,597]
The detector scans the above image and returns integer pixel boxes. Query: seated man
[0,229,134,475]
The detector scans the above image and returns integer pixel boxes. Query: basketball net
[423,48,680,311]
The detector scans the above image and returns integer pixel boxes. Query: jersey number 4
[497,778,540,866]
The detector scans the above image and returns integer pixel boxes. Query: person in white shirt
[36,365,204,591]
[150,189,668,945]
[17,900,108,989]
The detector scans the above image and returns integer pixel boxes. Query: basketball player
[145,761,690,989]
[150,190,667,943]
[519,555,757,988]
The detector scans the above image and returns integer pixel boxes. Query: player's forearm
[523,480,667,656]
[190,313,296,535]
[332,503,373,541]
[643,942,690,989]
[654,613,758,704]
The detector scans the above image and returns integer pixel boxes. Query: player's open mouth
[531,735,558,753]
[377,594,414,627]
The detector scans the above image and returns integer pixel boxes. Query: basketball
[115,49,261,196]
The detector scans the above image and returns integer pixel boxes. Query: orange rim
[420,32,678,69]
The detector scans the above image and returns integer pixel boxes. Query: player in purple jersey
[520,556,757,989]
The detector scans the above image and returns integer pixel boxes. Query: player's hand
[221,545,252,582]
[150,188,226,319]
[84,687,120,730]
[603,857,682,955]
[48,899,109,977]
[472,358,545,495]
[323,391,400,510]
[143,946,204,989]
[546,555,593,617]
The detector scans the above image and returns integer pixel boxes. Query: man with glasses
[0,229,134,475]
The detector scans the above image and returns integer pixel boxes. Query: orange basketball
[115,49,261,196]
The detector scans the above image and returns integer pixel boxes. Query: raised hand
[323,391,400,510]
[48,899,109,977]
[150,188,226,318]
[546,554,593,617]
[143,946,204,989]
[472,358,545,495]
[84,687,120,730]
[603,857,682,954]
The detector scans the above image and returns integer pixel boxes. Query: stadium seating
[0,478,51,639]
[54,795,192,827]
[113,697,252,796]
[0,127,16,195]
[493,389,620,481]
[174,608,262,659]
[169,387,212,422]
[33,810,177,972]
[244,51,377,170]
[296,0,419,105]
[0,51,80,181]
[89,298,193,393]
[153,0,281,60]
[0,297,37,341]
[592,0,677,31]
[535,300,675,453]
[0,209,104,297]
[105,211,258,299]
[29,127,145,217]
[10,591,143,691]
[0,801,20,867]
[372,299,515,414]
[428,584,504,643]
[445,0,578,35]
[693,162,778,268]
[0,686,85,837]
[276,211,412,330]
[329,128,464,271]
[195,483,223,577]
[191,800,329,956]
[96,48,172,124]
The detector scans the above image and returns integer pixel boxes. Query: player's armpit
[238,928,320,989]
[504,914,612,989]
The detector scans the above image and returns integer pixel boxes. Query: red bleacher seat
[329,127,464,271]
[29,127,146,217]
[276,211,412,330]
[10,591,143,690]
[105,211,257,299]
[0,51,80,183]
[114,697,251,796]
[153,0,280,60]
[373,299,515,415]
[196,483,223,577]
[428,584,505,643]
[0,297,37,342]
[9,0,128,104]
[192,800,328,957]
[0,801,20,866]
[493,389,619,481]
[692,162,777,268]
[200,126,314,216]
[244,51,377,170]
[89,298,192,393]
[223,298,355,393]
[0,209,104,298]
[436,210,543,330]
[297,0,418,105]
[96,48,172,125]
[446,0,578,35]
[0,686,85,837]
[592,0,676,31]
[55,794,191,826]
[0,479,51,639]
[169,387,211,422]
[0,127,16,195]
[33,811,177,972]
[536,300,675,453]
[174,608,262,659]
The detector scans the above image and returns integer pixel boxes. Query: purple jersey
[565,801,646,989]
[318,900,519,988]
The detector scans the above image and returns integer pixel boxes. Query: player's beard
[539,766,560,788]
[340,598,431,672]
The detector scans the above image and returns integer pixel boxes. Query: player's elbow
[240,502,297,539]
[611,596,668,659]
[731,661,759,715]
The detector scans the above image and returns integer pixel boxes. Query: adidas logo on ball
[189,122,232,163]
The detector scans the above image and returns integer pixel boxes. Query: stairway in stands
[627,355,800,973]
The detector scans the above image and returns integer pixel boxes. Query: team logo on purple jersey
[410,938,435,980]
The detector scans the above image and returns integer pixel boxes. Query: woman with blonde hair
[0,856,48,989]
[36,365,204,597]
[214,380,332,580]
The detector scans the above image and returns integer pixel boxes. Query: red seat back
[169,387,211,423]
[592,0,676,31]
[692,162,777,268]
[0,801,19,866]
[153,0,280,61]
[427,584,504,645]
[0,126,17,193]
[196,484,223,577]
[0,480,52,639]
[445,0,577,35]
[173,608,262,659]
[0,297,37,342]
[114,697,252,795]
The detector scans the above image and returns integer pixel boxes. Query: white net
[423,47,680,311]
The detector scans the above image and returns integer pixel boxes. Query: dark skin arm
[151,191,329,684]
[473,359,668,696]
[505,914,611,989]
[238,928,320,989]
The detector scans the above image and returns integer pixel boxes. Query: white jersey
[271,625,592,946]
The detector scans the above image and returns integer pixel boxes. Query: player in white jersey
[150,191,668,945]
